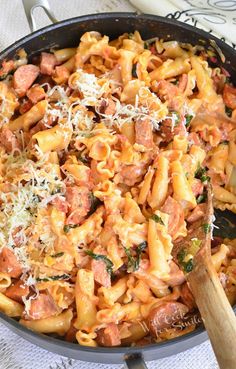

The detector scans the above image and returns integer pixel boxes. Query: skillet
[0,0,236,367]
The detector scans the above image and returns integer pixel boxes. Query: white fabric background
[0,0,233,368]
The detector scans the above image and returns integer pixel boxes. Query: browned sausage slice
[0,128,21,153]
[147,301,189,337]
[0,247,23,278]
[40,52,57,76]
[65,186,91,225]
[25,292,58,320]
[91,259,111,288]
[135,117,153,148]
[51,196,69,214]
[13,64,40,96]
[96,323,121,346]
[5,280,29,303]
[161,196,184,237]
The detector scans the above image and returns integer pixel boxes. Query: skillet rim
[0,11,235,361]
[1,11,236,61]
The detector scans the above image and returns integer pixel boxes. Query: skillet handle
[22,0,58,32]
[124,353,148,369]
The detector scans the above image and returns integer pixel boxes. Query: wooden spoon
[173,187,236,369]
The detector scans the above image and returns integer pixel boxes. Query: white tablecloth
[0,1,233,368]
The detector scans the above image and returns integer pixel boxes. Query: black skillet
[0,0,235,367]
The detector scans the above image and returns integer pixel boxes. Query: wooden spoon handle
[188,255,236,369]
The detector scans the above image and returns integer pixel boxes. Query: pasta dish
[0,31,235,347]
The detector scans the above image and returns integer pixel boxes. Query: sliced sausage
[65,186,91,225]
[13,64,40,97]
[118,164,145,186]
[25,292,58,320]
[160,118,187,143]
[0,128,21,153]
[40,52,57,76]
[135,117,153,148]
[96,323,121,346]
[19,99,33,115]
[147,301,189,337]
[156,80,181,110]
[0,247,23,278]
[100,98,116,115]
[5,280,29,304]
[180,283,196,310]
[51,196,69,214]
[161,196,184,237]
[91,259,111,288]
[223,84,236,110]
[26,85,45,104]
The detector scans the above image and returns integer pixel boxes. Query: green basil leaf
[202,223,211,234]
[184,259,194,273]
[185,114,193,128]
[36,274,70,282]
[51,252,64,258]
[150,214,165,225]
[63,224,78,233]
[132,64,137,78]
[85,250,114,275]
[196,193,207,204]
[225,106,232,117]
